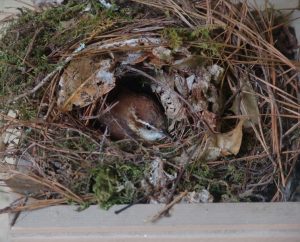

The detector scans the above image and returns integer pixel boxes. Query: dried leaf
[231,79,260,128]
[151,46,172,62]
[188,67,212,113]
[205,145,222,161]
[174,60,222,114]
[201,110,217,131]
[148,157,176,188]
[173,55,205,72]
[151,74,185,121]
[5,173,47,195]
[57,57,115,112]
[148,57,166,68]
[87,37,161,51]
[181,190,214,203]
[207,64,224,84]
[202,119,244,160]
[240,79,260,127]
[216,119,245,156]
[121,52,150,65]
[174,73,189,97]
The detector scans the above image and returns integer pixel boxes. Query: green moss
[190,27,211,40]
[161,26,221,57]
[225,164,244,183]
[18,104,37,120]
[0,0,125,114]
[191,27,222,57]
[209,181,227,201]
[91,163,145,209]
[0,3,84,101]
[162,28,183,50]
[54,135,98,153]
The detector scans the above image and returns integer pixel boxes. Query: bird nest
[0,0,300,213]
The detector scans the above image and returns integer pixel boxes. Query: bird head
[126,98,167,142]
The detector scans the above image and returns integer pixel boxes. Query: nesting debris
[181,190,214,203]
[0,0,300,214]
[151,74,186,121]
[33,0,64,8]
[57,57,116,112]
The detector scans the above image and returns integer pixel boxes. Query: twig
[10,196,29,226]
[7,56,74,103]
[114,196,147,214]
[22,27,43,65]
[7,69,59,103]
[149,191,188,223]
[166,140,203,204]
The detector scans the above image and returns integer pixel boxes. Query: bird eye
[146,124,152,130]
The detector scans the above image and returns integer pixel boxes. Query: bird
[99,89,167,142]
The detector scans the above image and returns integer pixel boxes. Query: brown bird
[100,89,167,142]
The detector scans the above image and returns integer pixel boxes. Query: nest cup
[1,0,300,212]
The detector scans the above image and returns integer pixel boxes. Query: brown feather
[100,90,165,140]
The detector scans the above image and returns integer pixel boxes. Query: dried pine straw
[1,0,300,213]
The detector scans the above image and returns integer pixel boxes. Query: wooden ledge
[10,202,300,242]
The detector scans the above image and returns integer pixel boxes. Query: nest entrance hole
[92,73,165,140]
[112,72,158,99]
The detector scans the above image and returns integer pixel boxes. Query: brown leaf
[240,79,260,127]
[230,78,260,128]
[57,57,115,112]
[216,119,245,156]
[148,56,166,68]
[202,119,245,161]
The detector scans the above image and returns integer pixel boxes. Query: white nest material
[151,73,186,121]
[32,0,63,7]
[86,37,161,52]
[152,84,186,121]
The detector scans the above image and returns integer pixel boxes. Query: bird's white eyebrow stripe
[136,118,156,130]
[130,108,157,130]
